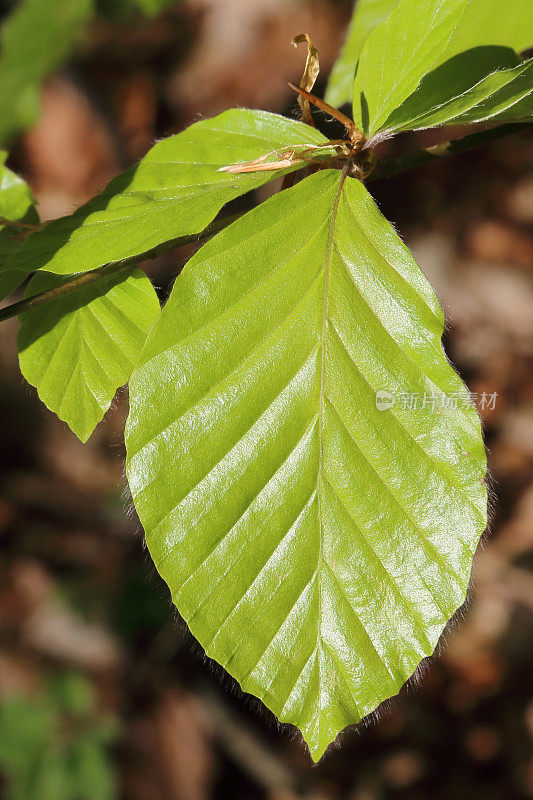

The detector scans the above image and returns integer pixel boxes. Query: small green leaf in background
[0,0,93,147]
[325,0,398,109]
[18,268,160,442]
[352,0,533,136]
[125,170,487,760]
[0,673,117,800]
[0,151,39,302]
[6,110,329,281]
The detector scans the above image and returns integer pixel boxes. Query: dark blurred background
[0,1,532,798]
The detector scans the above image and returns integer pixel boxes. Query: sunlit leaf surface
[126,170,487,760]
[325,0,398,109]
[6,110,330,279]
[352,0,533,136]
[18,269,160,441]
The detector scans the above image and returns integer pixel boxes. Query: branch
[0,212,241,323]
[368,122,530,182]
[0,122,528,324]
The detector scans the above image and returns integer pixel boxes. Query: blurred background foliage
[0,1,532,799]
[0,673,117,800]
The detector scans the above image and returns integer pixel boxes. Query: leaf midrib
[366,0,469,134]
[316,167,349,724]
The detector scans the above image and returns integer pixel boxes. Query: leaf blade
[125,171,487,760]
[353,0,533,136]
[0,151,39,301]
[324,0,399,109]
[18,268,160,441]
[6,110,329,280]
[381,54,533,132]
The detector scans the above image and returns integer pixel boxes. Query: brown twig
[288,82,365,146]
[0,212,241,323]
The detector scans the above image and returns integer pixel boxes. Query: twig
[0,217,43,232]
[0,212,241,323]
[368,122,530,182]
[0,122,527,324]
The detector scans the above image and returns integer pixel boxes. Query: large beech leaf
[0,152,39,301]
[383,57,533,132]
[18,269,160,442]
[125,170,487,760]
[324,0,398,109]
[0,0,93,146]
[353,0,533,136]
[6,110,330,280]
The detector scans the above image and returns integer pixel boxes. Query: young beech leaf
[381,56,533,133]
[125,170,487,761]
[6,110,330,281]
[18,269,160,442]
[353,0,533,137]
[0,152,39,302]
[325,0,399,109]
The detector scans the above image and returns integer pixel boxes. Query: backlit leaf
[125,170,487,760]
[353,0,533,136]
[448,0,533,56]
[382,57,533,132]
[18,269,160,442]
[6,110,330,279]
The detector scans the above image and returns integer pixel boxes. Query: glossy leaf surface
[6,110,329,278]
[353,0,533,135]
[383,57,533,132]
[18,269,160,442]
[0,0,93,146]
[126,171,487,760]
[325,0,398,109]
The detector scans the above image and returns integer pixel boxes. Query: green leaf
[0,151,39,301]
[125,170,487,760]
[0,0,93,146]
[448,0,533,56]
[353,0,533,136]
[6,110,329,281]
[325,0,399,109]
[382,55,533,133]
[18,268,160,441]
